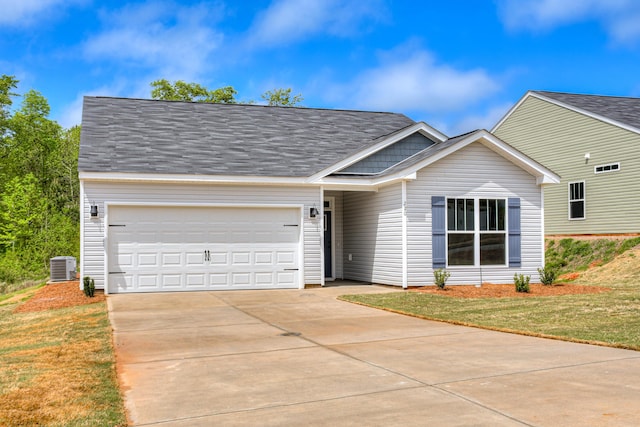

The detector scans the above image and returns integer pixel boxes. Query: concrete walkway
[108,285,640,426]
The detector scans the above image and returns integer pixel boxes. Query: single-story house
[79,96,559,293]
[493,90,640,236]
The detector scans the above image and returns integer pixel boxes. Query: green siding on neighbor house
[494,95,640,235]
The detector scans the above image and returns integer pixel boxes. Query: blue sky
[2,0,640,135]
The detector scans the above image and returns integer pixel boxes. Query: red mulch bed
[411,282,610,298]
[14,280,105,313]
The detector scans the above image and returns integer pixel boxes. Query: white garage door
[107,206,301,293]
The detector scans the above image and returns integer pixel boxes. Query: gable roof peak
[528,90,640,132]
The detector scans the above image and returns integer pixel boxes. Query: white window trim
[594,162,621,174]
[568,181,586,221]
[445,197,508,268]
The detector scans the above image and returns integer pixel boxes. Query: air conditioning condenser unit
[50,256,76,281]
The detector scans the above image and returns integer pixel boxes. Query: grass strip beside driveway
[0,291,126,426]
[340,248,640,351]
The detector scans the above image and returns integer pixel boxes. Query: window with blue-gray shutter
[431,196,446,268]
[508,198,521,267]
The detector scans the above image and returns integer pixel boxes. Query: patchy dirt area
[411,283,610,298]
[13,280,105,313]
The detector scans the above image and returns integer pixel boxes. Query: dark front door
[324,211,332,278]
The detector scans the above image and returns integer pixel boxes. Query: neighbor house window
[594,163,620,174]
[568,181,585,220]
[446,198,506,266]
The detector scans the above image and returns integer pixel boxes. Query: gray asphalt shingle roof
[534,91,640,131]
[79,96,416,177]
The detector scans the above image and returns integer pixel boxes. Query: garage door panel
[108,206,301,293]
[209,273,228,286]
[186,274,206,288]
[231,273,251,286]
[137,253,159,267]
[231,252,251,265]
[276,271,296,286]
[185,251,204,265]
[162,253,182,266]
[254,252,273,265]
[210,252,227,264]
[162,275,182,288]
[115,253,134,269]
[138,275,159,288]
[276,251,296,264]
[255,272,275,286]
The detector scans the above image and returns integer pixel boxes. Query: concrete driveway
[108,285,640,426]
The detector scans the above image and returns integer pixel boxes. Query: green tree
[2,90,62,187]
[150,79,238,103]
[0,77,80,283]
[150,79,304,107]
[261,88,303,106]
[0,173,46,251]
[0,74,18,130]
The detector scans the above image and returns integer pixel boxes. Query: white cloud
[83,1,224,81]
[330,48,499,114]
[497,0,640,44]
[0,0,85,26]
[247,0,386,47]
[449,102,514,136]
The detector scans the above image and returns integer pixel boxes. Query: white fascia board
[477,131,560,184]
[78,171,315,186]
[382,130,560,186]
[318,172,417,191]
[306,122,448,182]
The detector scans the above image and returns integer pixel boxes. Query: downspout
[541,187,546,267]
[79,180,85,290]
[320,185,325,287]
[401,180,408,289]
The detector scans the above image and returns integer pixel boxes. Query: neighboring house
[493,90,640,236]
[79,97,558,293]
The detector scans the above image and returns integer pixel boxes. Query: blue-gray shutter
[432,196,446,268]
[508,198,521,267]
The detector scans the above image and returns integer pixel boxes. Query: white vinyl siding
[406,142,543,286]
[81,181,321,289]
[343,184,403,285]
[494,95,640,234]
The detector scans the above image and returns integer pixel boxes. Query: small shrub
[433,269,450,289]
[537,265,557,286]
[83,276,95,297]
[514,273,530,293]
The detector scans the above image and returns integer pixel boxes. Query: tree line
[0,76,302,285]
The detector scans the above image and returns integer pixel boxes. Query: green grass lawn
[340,247,640,351]
[0,286,126,426]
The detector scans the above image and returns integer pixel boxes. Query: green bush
[514,273,530,293]
[83,276,95,297]
[433,269,450,289]
[0,251,39,285]
[537,265,557,286]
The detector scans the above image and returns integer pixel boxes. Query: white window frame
[445,197,508,268]
[594,162,620,174]
[568,181,586,220]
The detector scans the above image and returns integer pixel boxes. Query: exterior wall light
[90,203,99,217]
[310,207,319,218]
